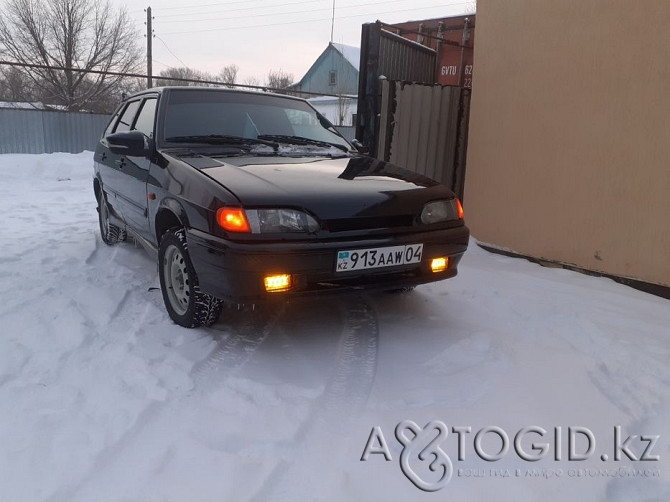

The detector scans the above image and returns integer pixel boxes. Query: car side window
[103,106,123,137]
[114,100,141,133]
[132,98,157,138]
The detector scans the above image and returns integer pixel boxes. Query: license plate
[335,244,423,272]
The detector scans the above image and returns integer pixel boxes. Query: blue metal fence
[0,108,110,154]
[0,108,356,154]
[334,125,355,142]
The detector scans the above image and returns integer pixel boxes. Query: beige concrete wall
[465,0,670,286]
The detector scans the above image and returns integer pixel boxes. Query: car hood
[173,153,454,220]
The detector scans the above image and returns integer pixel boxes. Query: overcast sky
[111,0,476,84]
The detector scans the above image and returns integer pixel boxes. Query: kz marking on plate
[335,244,423,272]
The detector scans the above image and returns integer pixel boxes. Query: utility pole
[330,0,335,43]
[146,7,153,88]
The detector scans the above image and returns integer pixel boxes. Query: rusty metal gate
[356,21,471,198]
[356,21,437,156]
[377,81,470,198]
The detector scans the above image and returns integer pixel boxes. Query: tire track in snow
[192,304,286,392]
[0,231,107,319]
[550,314,670,422]
[250,295,379,501]
[49,232,285,501]
[318,297,379,416]
[84,231,124,266]
[50,303,285,502]
[84,233,102,265]
[589,346,670,421]
[107,289,132,322]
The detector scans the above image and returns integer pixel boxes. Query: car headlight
[420,199,463,224]
[246,208,320,233]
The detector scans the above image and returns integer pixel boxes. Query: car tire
[98,190,127,245]
[158,227,223,328]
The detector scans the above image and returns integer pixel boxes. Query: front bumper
[186,225,469,303]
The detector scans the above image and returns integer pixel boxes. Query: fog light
[431,257,448,273]
[264,274,292,292]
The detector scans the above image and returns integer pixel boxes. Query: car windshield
[162,89,351,152]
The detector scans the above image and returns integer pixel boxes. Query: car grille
[325,215,415,232]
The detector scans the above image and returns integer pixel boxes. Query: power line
[157,0,325,18]
[160,3,474,35]
[155,0,293,12]
[0,60,342,97]
[152,58,176,70]
[155,35,188,68]
[154,0,423,24]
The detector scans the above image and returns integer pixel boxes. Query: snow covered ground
[1,152,669,501]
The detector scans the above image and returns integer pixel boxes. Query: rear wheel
[97,190,127,245]
[158,228,223,328]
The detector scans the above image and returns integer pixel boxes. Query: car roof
[123,86,308,104]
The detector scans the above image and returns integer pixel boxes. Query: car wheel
[98,191,127,245]
[158,227,223,328]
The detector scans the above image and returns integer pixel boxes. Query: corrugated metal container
[0,108,110,154]
[357,22,438,154]
[378,29,436,84]
[388,15,475,88]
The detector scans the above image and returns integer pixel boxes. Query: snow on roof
[291,43,362,90]
[330,43,361,72]
[0,101,70,111]
[0,101,47,110]
[307,95,357,103]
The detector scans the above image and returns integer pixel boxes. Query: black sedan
[94,87,469,327]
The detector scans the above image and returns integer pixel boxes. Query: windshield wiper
[165,135,278,150]
[257,134,350,153]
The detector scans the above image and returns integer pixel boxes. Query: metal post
[146,7,153,88]
[330,0,335,43]
[457,18,471,87]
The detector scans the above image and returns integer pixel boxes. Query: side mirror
[105,131,150,157]
[351,139,370,155]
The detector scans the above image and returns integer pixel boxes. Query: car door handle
[115,158,126,167]
[100,152,107,161]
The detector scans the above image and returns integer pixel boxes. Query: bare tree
[0,0,141,111]
[337,93,353,126]
[82,76,145,113]
[243,75,262,87]
[155,66,213,87]
[267,69,293,92]
[0,66,36,102]
[218,64,238,88]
